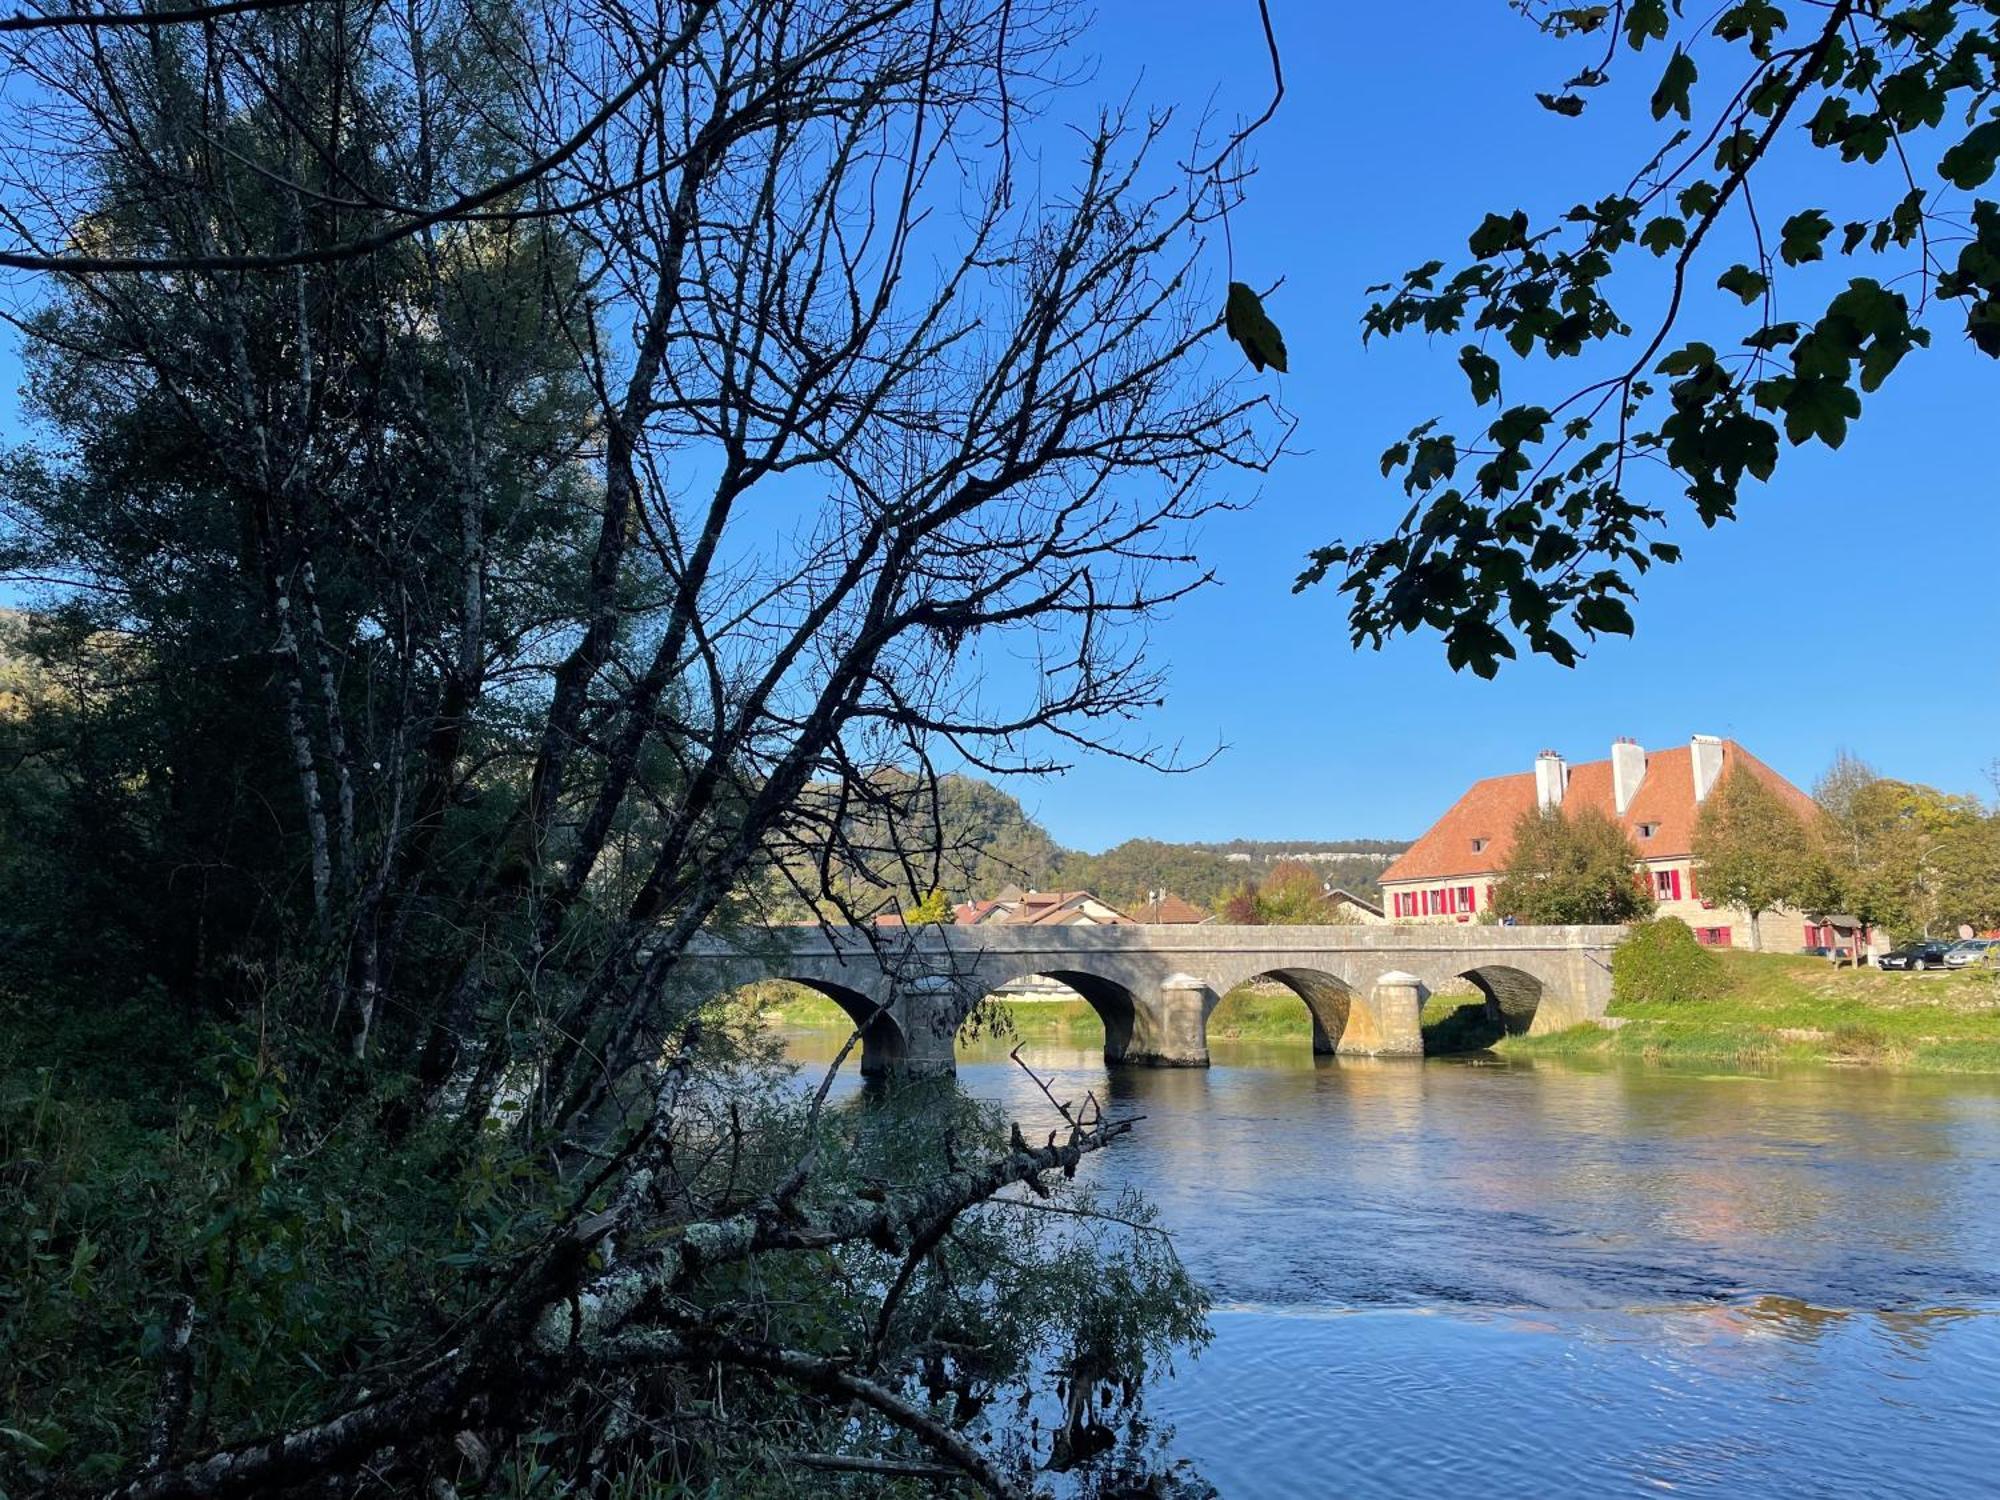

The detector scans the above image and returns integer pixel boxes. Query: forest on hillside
[748,771,1407,921]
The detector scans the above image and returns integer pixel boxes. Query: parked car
[1945,938,2000,969]
[1879,941,1955,971]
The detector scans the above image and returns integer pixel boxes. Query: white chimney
[1691,734,1725,803]
[1534,750,1568,812]
[1611,738,1648,815]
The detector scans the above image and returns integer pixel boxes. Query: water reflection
[780,1028,2000,1497]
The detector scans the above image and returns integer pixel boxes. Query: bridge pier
[887,975,960,1078]
[1338,971,1427,1058]
[1123,972,1212,1068]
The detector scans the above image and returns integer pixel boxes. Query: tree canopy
[1691,766,1832,947]
[1492,803,1657,924]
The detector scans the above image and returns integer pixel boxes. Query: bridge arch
[972,967,1140,1065]
[1216,967,1358,1055]
[1456,964,1546,1037]
[778,976,907,1077]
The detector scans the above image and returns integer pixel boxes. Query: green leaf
[1223,281,1288,373]
[1639,215,1687,256]
[1468,210,1530,258]
[1652,48,1698,122]
[1575,595,1635,636]
[1717,264,1768,304]
[1624,0,1669,49]
[1940,119,2000,190]
[1459,345,1502,404]
[1778,209,1833,266]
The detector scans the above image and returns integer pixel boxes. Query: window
[1654,868,1683,901]
[1471,837,1489,854]
[1459,885,1477,912]
[1696,926,1732,946]
[1638,822,1660,840]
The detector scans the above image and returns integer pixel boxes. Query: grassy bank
[1501,951,2000,1072]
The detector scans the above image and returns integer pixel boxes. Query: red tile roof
[1379,740,1817,885]
[1128,892,1211,925]
[952,890,1135,926]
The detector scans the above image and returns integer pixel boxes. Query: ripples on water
[783,1032,2000,1497]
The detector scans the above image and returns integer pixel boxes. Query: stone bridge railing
[680,923,1622,1076]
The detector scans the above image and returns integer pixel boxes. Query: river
[782,1029,2000,1497]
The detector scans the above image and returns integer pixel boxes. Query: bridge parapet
[681,923,1622,1076]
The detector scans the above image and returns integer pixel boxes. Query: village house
[1379,734,1831,951]
[951,886,1136,926]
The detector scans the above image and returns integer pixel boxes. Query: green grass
[1500,951,2000,1072]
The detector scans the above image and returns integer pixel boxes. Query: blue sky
[2,3,1993,852]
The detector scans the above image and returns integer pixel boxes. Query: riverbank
[1502,951,2000,1072]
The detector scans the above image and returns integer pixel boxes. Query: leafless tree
[1,0,1278,1491]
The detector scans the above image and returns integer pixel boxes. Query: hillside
[759,773,1409,918]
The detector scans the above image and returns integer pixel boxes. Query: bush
[1612,917,1727,1006]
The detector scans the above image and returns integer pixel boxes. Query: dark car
[1879,941,1954,971]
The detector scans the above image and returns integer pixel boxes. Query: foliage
[1299,2,2000,675]
[902,888,955,925]
[1815,752,1998,936]
[1612,917,1727,1006]
[1208,860,1353,925]
[1693,767,1833,947]
[1491,803,1655,923]
[0,1000,1209,1498]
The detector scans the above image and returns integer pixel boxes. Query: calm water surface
[784,1031,2000,1497]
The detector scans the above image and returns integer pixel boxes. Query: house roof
[1325,887,1384,917]
[1128,892,1211,925]
[1380,739,1818,886]
[953,889,1135,926]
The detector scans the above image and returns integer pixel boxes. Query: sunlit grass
[1502,952,2000,1072]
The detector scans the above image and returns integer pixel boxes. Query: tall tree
[1693,767,1826,948]
[0,2,1276,1493]
[1251,859,1342,924]
[1492,804,1655,924]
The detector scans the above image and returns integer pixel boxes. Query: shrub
[1612,917,1726,1006]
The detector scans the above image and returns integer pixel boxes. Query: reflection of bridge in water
[685,924,1622,1077]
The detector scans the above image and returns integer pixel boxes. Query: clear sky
[2,3,1993,853]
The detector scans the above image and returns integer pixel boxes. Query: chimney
[1534,749,1568,812]
[1611,737,1648,815]
[1691,734,1725,803]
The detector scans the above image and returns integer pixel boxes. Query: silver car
[1945,938,1999,969]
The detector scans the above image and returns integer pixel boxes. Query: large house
[1379,734,1827,950]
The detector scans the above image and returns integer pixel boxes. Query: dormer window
[1638,822,1659,840]
[1471,837,1489,854]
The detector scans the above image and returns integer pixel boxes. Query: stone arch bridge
[683,924,1621,1077]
